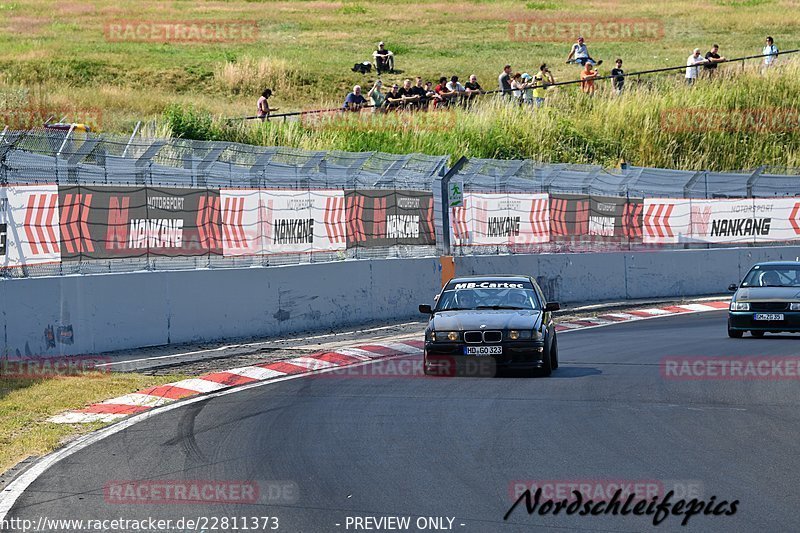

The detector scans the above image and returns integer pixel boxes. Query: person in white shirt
[566,36,602,67]
[762,36,779,70]
[685,48,707,85]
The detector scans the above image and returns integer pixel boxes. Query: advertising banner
[58,186,221,259]
[219,189,346,256]
[644,198,800,244]
[345,190,436,248]
[1,185,61,267]
[451,192,550,246]
[550,194,643,241]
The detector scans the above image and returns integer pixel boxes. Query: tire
[550,334,559,370]
[728,322,743,338]
[539,338,553,377]
[751,331,765,338]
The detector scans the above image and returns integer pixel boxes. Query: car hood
[736,287,800,301]
[431,310,541,331]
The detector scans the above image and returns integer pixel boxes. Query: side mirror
[419,304,433,314]
[545,302,560,312]
[728,283,738,292]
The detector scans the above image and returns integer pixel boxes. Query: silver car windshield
[436,288,541,311]
[741,266,800,287]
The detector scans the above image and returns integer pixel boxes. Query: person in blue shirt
[342,85,367,111]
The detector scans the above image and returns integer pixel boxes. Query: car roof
[752,261,800,267]
[448,275,531,284]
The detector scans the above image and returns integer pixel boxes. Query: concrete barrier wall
[4,246,800,357]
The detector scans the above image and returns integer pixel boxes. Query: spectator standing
[510,72,524,102]
[532,64,554,107]
[520,73,534,104]
[342,85,367,111]
[367,80,386,112]
[610,59,625,94]
[256,89,277,120]
[373,42,395,74]
[498,65,513,98]
[685,48,707,85]
[763,36,779,70]
[567,36,602,67]
[579,62,599,95]
[703,44,727,77]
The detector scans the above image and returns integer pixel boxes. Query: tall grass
[213,56,309,96]
[159,62,800,171]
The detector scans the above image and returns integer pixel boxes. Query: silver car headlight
[790,303,800,311]
[730,301,750,311]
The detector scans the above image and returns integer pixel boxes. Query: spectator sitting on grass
[579,62,599,95]
[567,36,602,67]
[532,64,554,107]
[385,83,404,109]
[410,77,428,108]
[367,80,386,112]
[342,85,367,111]
[610,58,625,94]
[498,64,513,98]
[256,89,278,120]
[704,44,727,77]
[399,78,421,106]
[373,41,394,74]
[685,48,707,85]
[424,81,441,109]
[447,75,465,93]
[435,76,456,107]
[465,75,483,93]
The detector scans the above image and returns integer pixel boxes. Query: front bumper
[729,311,800,332]
[424,341,546,376]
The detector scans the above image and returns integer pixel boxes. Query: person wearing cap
[520,73,535,104]
[373,41,394,75]
[567,36,602,67]
[685,48,707,85]
[385,83,404,109]
[342,85,367,111]
[256,88,278,120]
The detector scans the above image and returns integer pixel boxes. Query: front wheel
[550,334,559,369]
[728,322,743,338]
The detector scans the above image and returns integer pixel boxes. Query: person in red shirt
[434,76,456,107]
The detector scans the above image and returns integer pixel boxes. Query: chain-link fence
[0,129,446,277]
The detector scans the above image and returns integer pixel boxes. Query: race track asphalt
[4,310,800,533]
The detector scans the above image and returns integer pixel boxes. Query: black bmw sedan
[728,261,800,338]
[419,275,560,377]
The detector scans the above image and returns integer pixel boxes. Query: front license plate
[464,346,502,355]
[754,313,784,321]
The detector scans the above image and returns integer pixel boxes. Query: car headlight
[730,302,750,311]
[790,303,800,311]
[508,330,533,340]
[425,330,435,341]
[428,331,460,342]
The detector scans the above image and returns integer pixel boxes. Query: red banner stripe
[34,194,49,254]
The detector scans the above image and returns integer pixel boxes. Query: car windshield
[741,266,800,287]
[436,287,541,311]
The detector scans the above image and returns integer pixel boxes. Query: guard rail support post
[435,156,468,257]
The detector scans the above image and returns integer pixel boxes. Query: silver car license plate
[753,313,784,321]
[464,346,502,355]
